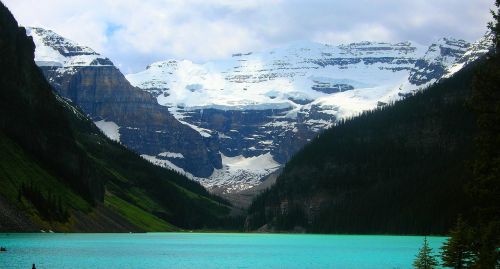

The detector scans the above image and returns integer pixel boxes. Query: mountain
[0,3,233,232]
[126,35,491,194]
[29,25,492,195]
[245,56,486,234]
[26,27,221,178]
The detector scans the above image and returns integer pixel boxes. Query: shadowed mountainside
[0,2,236,232]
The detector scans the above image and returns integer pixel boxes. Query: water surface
[0,233,445,269]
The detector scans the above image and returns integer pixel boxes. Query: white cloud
[313,24,396,45]
[3,0,493,74]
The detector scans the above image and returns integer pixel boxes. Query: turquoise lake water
[0,233,445,269]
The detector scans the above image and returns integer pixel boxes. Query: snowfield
[95,120,121,142]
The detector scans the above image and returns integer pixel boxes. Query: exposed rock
[408,38,470,86]
[29,28,221,177]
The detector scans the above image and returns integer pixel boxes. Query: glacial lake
[0,233,446,269]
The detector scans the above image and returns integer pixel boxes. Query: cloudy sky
[3,0,494,74]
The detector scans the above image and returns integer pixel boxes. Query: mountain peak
[146,59,180,70]
[26,26,113,67]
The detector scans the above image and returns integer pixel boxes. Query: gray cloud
[3,0,493,73]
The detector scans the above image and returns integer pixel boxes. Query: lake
[0,233,446,269]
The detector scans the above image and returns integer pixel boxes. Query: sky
[3,0,494,74]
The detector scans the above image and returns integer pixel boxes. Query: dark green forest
[0,2,238,232]
[247,49,484,235]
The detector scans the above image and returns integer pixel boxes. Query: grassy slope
[0,98,232,231]
[0,131,178,231]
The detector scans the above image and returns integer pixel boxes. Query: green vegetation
[104,194,177,232]
[437,2,500,267]
[413,237,438,269]
[19,182,70,222]
[440,217,476,268]
[0,2,238,232]
[0,131,92,230]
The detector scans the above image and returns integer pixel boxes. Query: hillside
[246,56,484,234]
[0,2,234,232]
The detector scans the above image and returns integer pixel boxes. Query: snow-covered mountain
[28,26,492,194]
[27,27,222,178]
[128,41,422,113]
[126,33,492,193]
[27,27,113,68]
[445,32,495,78]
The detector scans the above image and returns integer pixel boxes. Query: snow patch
[95,120,121,142]
[141,155,196,178]
[158,152,184,159]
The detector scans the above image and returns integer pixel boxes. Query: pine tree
[466,0,500,267]
[488,0,500,51]
[413,237,438,269]
[441,217,475,269]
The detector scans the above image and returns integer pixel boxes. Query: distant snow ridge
[26,27,113,68]
[127,34,492,193]
[127,38,484,119]
[127,41,424,114]
[445,31,494,78]
[406,38,470,88]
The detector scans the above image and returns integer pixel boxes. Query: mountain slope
[27,27,221,178]
[0,2,232,232]
[245,57,484,234]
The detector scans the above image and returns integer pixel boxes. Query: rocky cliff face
[28,27,221,177]
[408,38,470,86]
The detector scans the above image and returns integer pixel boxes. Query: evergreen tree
[465,1,500,267]
[441,217,475,269]
[489,0,500,51]
[413,237,439,269]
